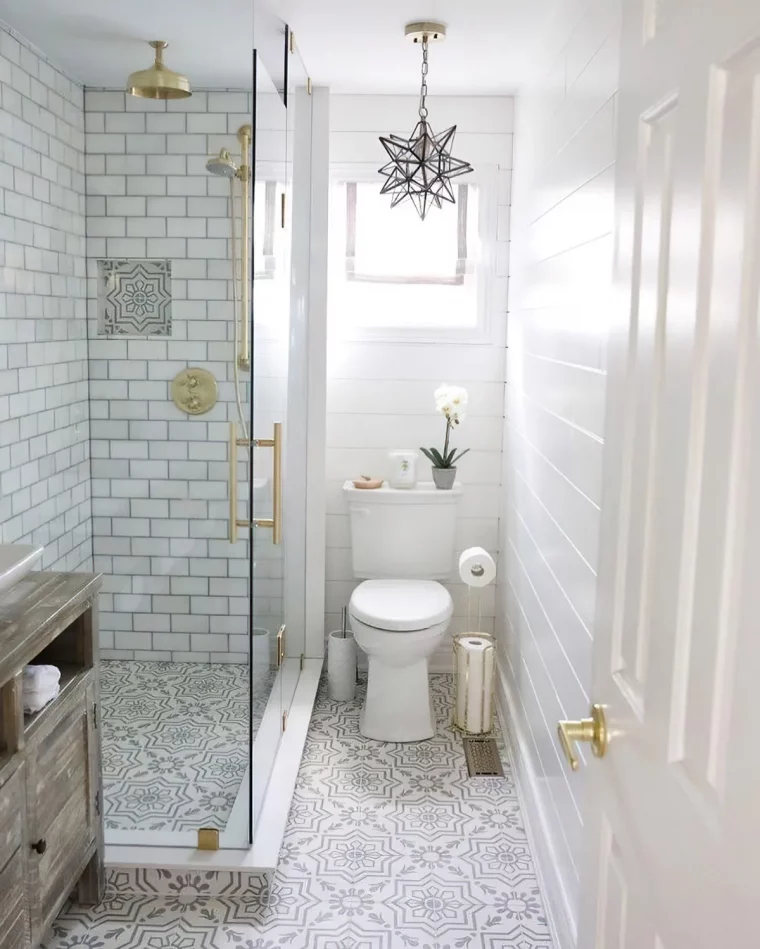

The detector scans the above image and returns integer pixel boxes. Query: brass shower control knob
[171,367,218,415]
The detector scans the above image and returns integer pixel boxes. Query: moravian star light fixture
[378,21,472,220]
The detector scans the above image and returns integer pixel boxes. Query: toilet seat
[349,579,452,632]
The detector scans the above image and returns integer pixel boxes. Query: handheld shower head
[206,149,238,178]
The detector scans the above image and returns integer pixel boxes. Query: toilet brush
[328,605,356,701]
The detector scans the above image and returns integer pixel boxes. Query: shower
[126,40,191,99]
[207,125,278,547]
[206,148,238,179]
[207,125,252,374]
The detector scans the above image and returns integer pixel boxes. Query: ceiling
[269,0,538,94]
[1,0,538,93]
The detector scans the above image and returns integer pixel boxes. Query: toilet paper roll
[455,635,495,734]
[458,547,496,588]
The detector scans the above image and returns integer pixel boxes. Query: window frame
[328,163,499,345]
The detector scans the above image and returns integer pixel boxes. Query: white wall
[0,24,92,572]
[325,94,512,668]
[501,1,621,945]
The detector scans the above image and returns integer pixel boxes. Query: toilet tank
[343,481,462,580]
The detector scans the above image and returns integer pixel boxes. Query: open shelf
[23,664,91,740]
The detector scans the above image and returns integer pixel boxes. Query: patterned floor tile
[49,675,554,949]
[100,661,275,833]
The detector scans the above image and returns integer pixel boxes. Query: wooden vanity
[0,572,103,949]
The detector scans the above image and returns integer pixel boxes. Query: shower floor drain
[463,736,504,777]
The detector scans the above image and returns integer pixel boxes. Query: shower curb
[105,866,271,897]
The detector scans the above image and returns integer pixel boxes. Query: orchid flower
[421,384,470,469]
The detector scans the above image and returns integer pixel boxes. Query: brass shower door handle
[229,421,282,544]
[557,704,608,771]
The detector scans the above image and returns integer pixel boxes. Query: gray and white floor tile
[48,675,554,948]
[100,661,275,833]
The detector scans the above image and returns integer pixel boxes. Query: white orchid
[434,384,468,425]
[422,384,470,470]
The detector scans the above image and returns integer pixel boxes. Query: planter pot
[432,466,457,490]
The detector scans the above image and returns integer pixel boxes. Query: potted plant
[421,384,469,489]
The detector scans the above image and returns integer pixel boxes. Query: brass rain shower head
[127,40,191,100]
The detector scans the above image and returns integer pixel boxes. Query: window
[328,172,495,340]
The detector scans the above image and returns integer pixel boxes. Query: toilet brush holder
[328,630,357,702]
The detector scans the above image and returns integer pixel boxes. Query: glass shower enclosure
[92,28,312,853]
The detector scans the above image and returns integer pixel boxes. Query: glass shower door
[92,16,312,855]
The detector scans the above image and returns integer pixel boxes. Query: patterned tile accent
[101,661,275,833]
[97,259,172,336]
[49,675,554,948]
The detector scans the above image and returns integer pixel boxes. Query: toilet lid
[349,579,453,632]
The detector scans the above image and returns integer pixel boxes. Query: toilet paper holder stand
[452,632,496,736]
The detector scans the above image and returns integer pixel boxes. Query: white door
[571,2,760,946]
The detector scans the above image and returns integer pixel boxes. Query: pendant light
[378,22,472,220]
[127,41,191,100]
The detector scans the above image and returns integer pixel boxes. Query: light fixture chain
[418,35,429,119]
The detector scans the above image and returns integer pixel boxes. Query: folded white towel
[23,682,60,714]
[23,664,61,686]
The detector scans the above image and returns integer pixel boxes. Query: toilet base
[360,656,436,742]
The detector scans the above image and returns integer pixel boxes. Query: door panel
[577,3,760,946]
[26,699,92,941]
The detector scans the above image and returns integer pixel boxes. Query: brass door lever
[557,704,608,771]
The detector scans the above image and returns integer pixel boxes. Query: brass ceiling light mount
[127,40,192,100]
[378,21,472,220]
[404,21,447,44]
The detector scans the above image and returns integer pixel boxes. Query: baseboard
[495,660,576,949]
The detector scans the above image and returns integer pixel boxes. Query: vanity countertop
[0,571,101,686]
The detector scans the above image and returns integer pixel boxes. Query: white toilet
[343,480,462,742]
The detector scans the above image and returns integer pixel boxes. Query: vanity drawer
[26,696,93,941]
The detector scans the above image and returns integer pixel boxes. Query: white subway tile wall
[0,27,92,572]
[325,95,513,670]
[84,88,273,662]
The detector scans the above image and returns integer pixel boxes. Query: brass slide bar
[229,421,282,545]
[237,124,252,371]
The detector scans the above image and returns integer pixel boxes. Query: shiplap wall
[501,1,622,945]
[0,25,92,572]
[325,95,512,669]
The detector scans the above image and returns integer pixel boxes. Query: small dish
[352,477,383,490]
